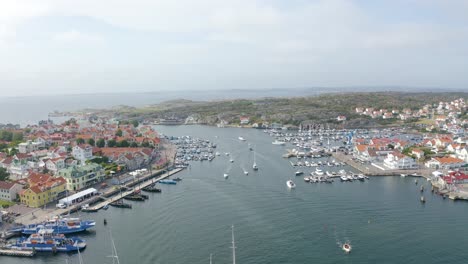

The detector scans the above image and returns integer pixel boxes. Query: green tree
[131,120,139,128]
[76,138,85,145]
[130,142,139,148]
[107,139,117,147]
[141,141,150,148]
[96,138,106,148]
[0,167,10,181]
[117,140,130,148]
[0,131,13,141]
[115,129,123,137]
[87,138,95,146]
[12,132,23,142]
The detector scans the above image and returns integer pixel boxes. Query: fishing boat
[342,243,352,253]
[109,200,132,209]
[272,140,286,145]
[286,179,296,189]
[21,217,96,235]
[159,179,177,185]
[8,229,86,253]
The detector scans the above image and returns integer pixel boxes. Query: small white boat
[304,177,310,182]
[272,140,286,145]
[224,173,229,179]
[230,159,234,163]
[315,168,324,176]
[215,152,221,156]
[238,136,246,141]
[342,243,352,253]
[286,179,296,189]
[253,163,258,170]
[243,170,249,175]
[400,174,407,177]
[225,152,230,156]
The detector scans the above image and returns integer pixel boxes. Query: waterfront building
[19,173,67,208]
[383,151,418,170]
[57,163,105,191]
[0,181,23,202]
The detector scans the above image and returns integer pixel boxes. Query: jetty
[88,168,183,211]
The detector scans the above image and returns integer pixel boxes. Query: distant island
[54,92,467,131]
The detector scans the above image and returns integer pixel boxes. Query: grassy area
[0,199,15,208]
[415,119,436,125]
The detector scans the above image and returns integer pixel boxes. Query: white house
[0,181,23,202]
[384,151,418,170]
[411,149,425,159]
[18,140,45,154]
[336,115,347,121]
[72,145,93,163]
[453,147,468,163]
[240,116,250,125]
[425,156,466,170]
[46,158,66,174]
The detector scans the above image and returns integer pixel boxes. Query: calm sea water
[3,126,468,264]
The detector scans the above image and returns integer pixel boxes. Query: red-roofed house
[19,173,67,207]
[425,156,466,169]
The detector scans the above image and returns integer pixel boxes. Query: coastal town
[0,94,466,258]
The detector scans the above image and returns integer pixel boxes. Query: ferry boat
[8,229,86,253]
[22,217,96,235]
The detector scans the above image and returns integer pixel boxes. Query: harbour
[1,125,468,264]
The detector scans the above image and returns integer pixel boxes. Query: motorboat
[253,162,258,170]
[304,177,310,182]
[342,243,352,253]
[286,179,296,189]
[400,174,407,177]
[315,168,324,176]
[238,136,246,141]
[230,158,234,163]
[159,179,177,185]
[243,170,249,175]
[357,174,366,181]
[295,171,304,176]
[224,173,229,179]
[272,140,286,145]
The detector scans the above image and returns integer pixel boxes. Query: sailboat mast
[231,225,236,264]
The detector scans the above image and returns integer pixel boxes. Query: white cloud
[53,30,104,45]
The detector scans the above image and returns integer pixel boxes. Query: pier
[89,168,183,211]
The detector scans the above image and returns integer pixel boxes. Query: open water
[2,126,468,264]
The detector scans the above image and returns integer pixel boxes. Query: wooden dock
[0,248,36,257]
[88,168,183,211]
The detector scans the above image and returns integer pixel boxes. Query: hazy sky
[0,0,467,97]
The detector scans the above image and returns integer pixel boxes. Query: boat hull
[22,221,96,235]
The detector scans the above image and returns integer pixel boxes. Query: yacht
[272,140,286,145]
[315,168,324,176]
[286,179,296,189]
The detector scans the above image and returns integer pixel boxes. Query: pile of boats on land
[6,216,95,253]
[171,136,217,167]
[301,169,369,183]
